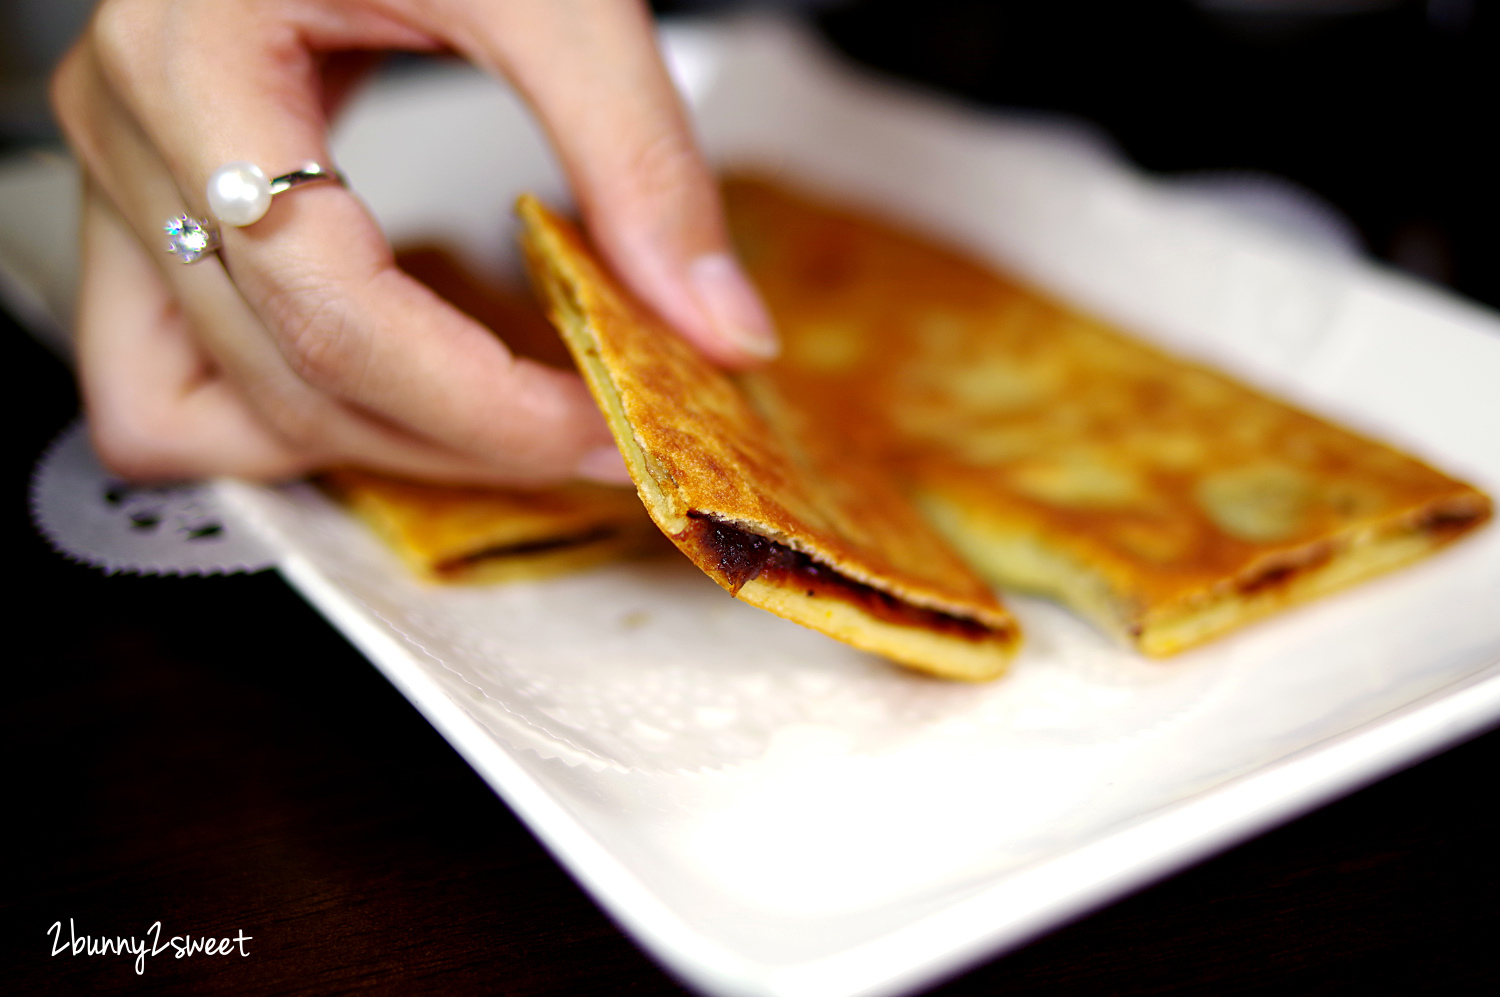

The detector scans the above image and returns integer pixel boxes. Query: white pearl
[206,161,272,227]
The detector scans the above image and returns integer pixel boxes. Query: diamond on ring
[164,215,220,264]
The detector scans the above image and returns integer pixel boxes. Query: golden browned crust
[517,195,1020,681]
[319,469,661,584]
[724,176,1492,655]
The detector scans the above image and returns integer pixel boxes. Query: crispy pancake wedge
[725,177,1492,655]
[517,195,1021,681]
[320,469,660,584]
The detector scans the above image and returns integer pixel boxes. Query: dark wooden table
[3,300,1498,996]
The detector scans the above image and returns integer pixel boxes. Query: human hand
[52,0,778,485]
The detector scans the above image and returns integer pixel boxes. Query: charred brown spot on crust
[683,513,1004,643]
[435,526,621,578]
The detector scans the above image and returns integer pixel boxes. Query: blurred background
[3,0,1496,307]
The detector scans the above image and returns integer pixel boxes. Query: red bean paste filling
[1235,545,1333,596]
[684,512,1001,642]
[437,526,621,576]
[1233,498,1489,598]
[1416,501,1488,540]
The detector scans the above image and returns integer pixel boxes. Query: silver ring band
[268,162,345,195]
[164,160,345,264]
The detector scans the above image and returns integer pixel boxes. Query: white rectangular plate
[8,18,1499,997]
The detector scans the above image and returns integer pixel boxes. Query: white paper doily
[30,419,277,576]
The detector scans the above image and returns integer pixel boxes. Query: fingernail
[690,253,780,360]
[575,444,633,485]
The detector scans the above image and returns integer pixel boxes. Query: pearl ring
[164,161,345,264]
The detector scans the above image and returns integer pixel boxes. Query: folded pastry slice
[320,469,660,583]
[724,177,1492,655]
[517,195,1021,680]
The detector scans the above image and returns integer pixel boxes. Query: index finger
[442,0,781,368]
